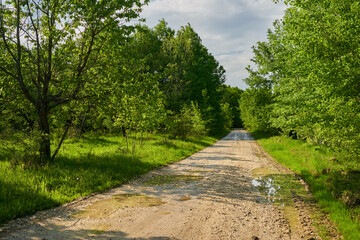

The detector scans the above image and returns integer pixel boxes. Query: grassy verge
[0,133,222,225]
[252,131,360,240]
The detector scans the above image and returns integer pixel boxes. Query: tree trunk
[122,126,127,137]
[80,115,87,135]
[38,106,51,164]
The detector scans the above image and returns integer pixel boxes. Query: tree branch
[0,3,17,62]
[15,0,36,105]
[51,119,71,161]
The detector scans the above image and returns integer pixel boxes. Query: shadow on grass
[311,169,360,206]
[0,152,159,226]
[250,130,278,140]
[184,137,214,148]
[74,137,120,147]
[153,140,181,150]
[0,179,59,225]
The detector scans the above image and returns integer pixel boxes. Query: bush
[168,101,207,139]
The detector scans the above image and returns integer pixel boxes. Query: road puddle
[251,167,307,236]
[141,175,203,185]
[251,177,281,203]
[71,194,165,219]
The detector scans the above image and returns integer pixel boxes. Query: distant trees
[159,23,227,134]
[220,85,243,129]
[241,0,360,157]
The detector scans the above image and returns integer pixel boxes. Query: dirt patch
[71,194,165,219]
[179,195,191,201]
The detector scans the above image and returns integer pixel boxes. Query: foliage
[243,0,360,159]
[168,101,207,140]
[220,85,244,128]
[239,88,273,133]
[101,25,167,134]
[159,24,227,133]
[220,102,232,131]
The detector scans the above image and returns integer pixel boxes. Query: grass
[0,132,221,225]
[252,131,360,240]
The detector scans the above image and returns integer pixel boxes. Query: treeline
[240,0,360,159]
[0,1,242,165]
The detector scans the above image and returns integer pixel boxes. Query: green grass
[0,133,221,225]
[252,132,360,240]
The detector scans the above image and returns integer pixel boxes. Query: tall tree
[0,0,148,163]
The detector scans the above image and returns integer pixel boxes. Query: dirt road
[2,130,322,239]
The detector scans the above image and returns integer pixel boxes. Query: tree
[0,0,148,163]
[244,0,360,157]
[160,24,226,133]
[104,24,166,133]
[270,0,360,154]
[220,85,244,128]
[239,88,273,133]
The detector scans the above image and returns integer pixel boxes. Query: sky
[140,0,287,89]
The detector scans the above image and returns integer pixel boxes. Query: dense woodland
[241,0,360,161]
[0,1,242,165]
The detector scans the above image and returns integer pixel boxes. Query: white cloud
[141,0,287,89]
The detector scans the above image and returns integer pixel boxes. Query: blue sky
[140,0,287,89]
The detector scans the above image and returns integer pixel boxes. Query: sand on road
[1,129,322,240]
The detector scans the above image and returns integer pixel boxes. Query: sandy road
[1,129,320,240]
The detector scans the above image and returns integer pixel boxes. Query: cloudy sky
[140,0,287,89]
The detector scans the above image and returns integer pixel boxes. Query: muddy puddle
[72,194,165,219]
[141,174,203,186]
[251,168,307,237]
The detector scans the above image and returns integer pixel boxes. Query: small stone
[251,236,260,240]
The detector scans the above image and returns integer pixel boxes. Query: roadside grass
[252,131,360,240]
[0,133,220,225]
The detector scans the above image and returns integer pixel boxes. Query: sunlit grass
[253,132,360,240]
[0,133,220,225]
